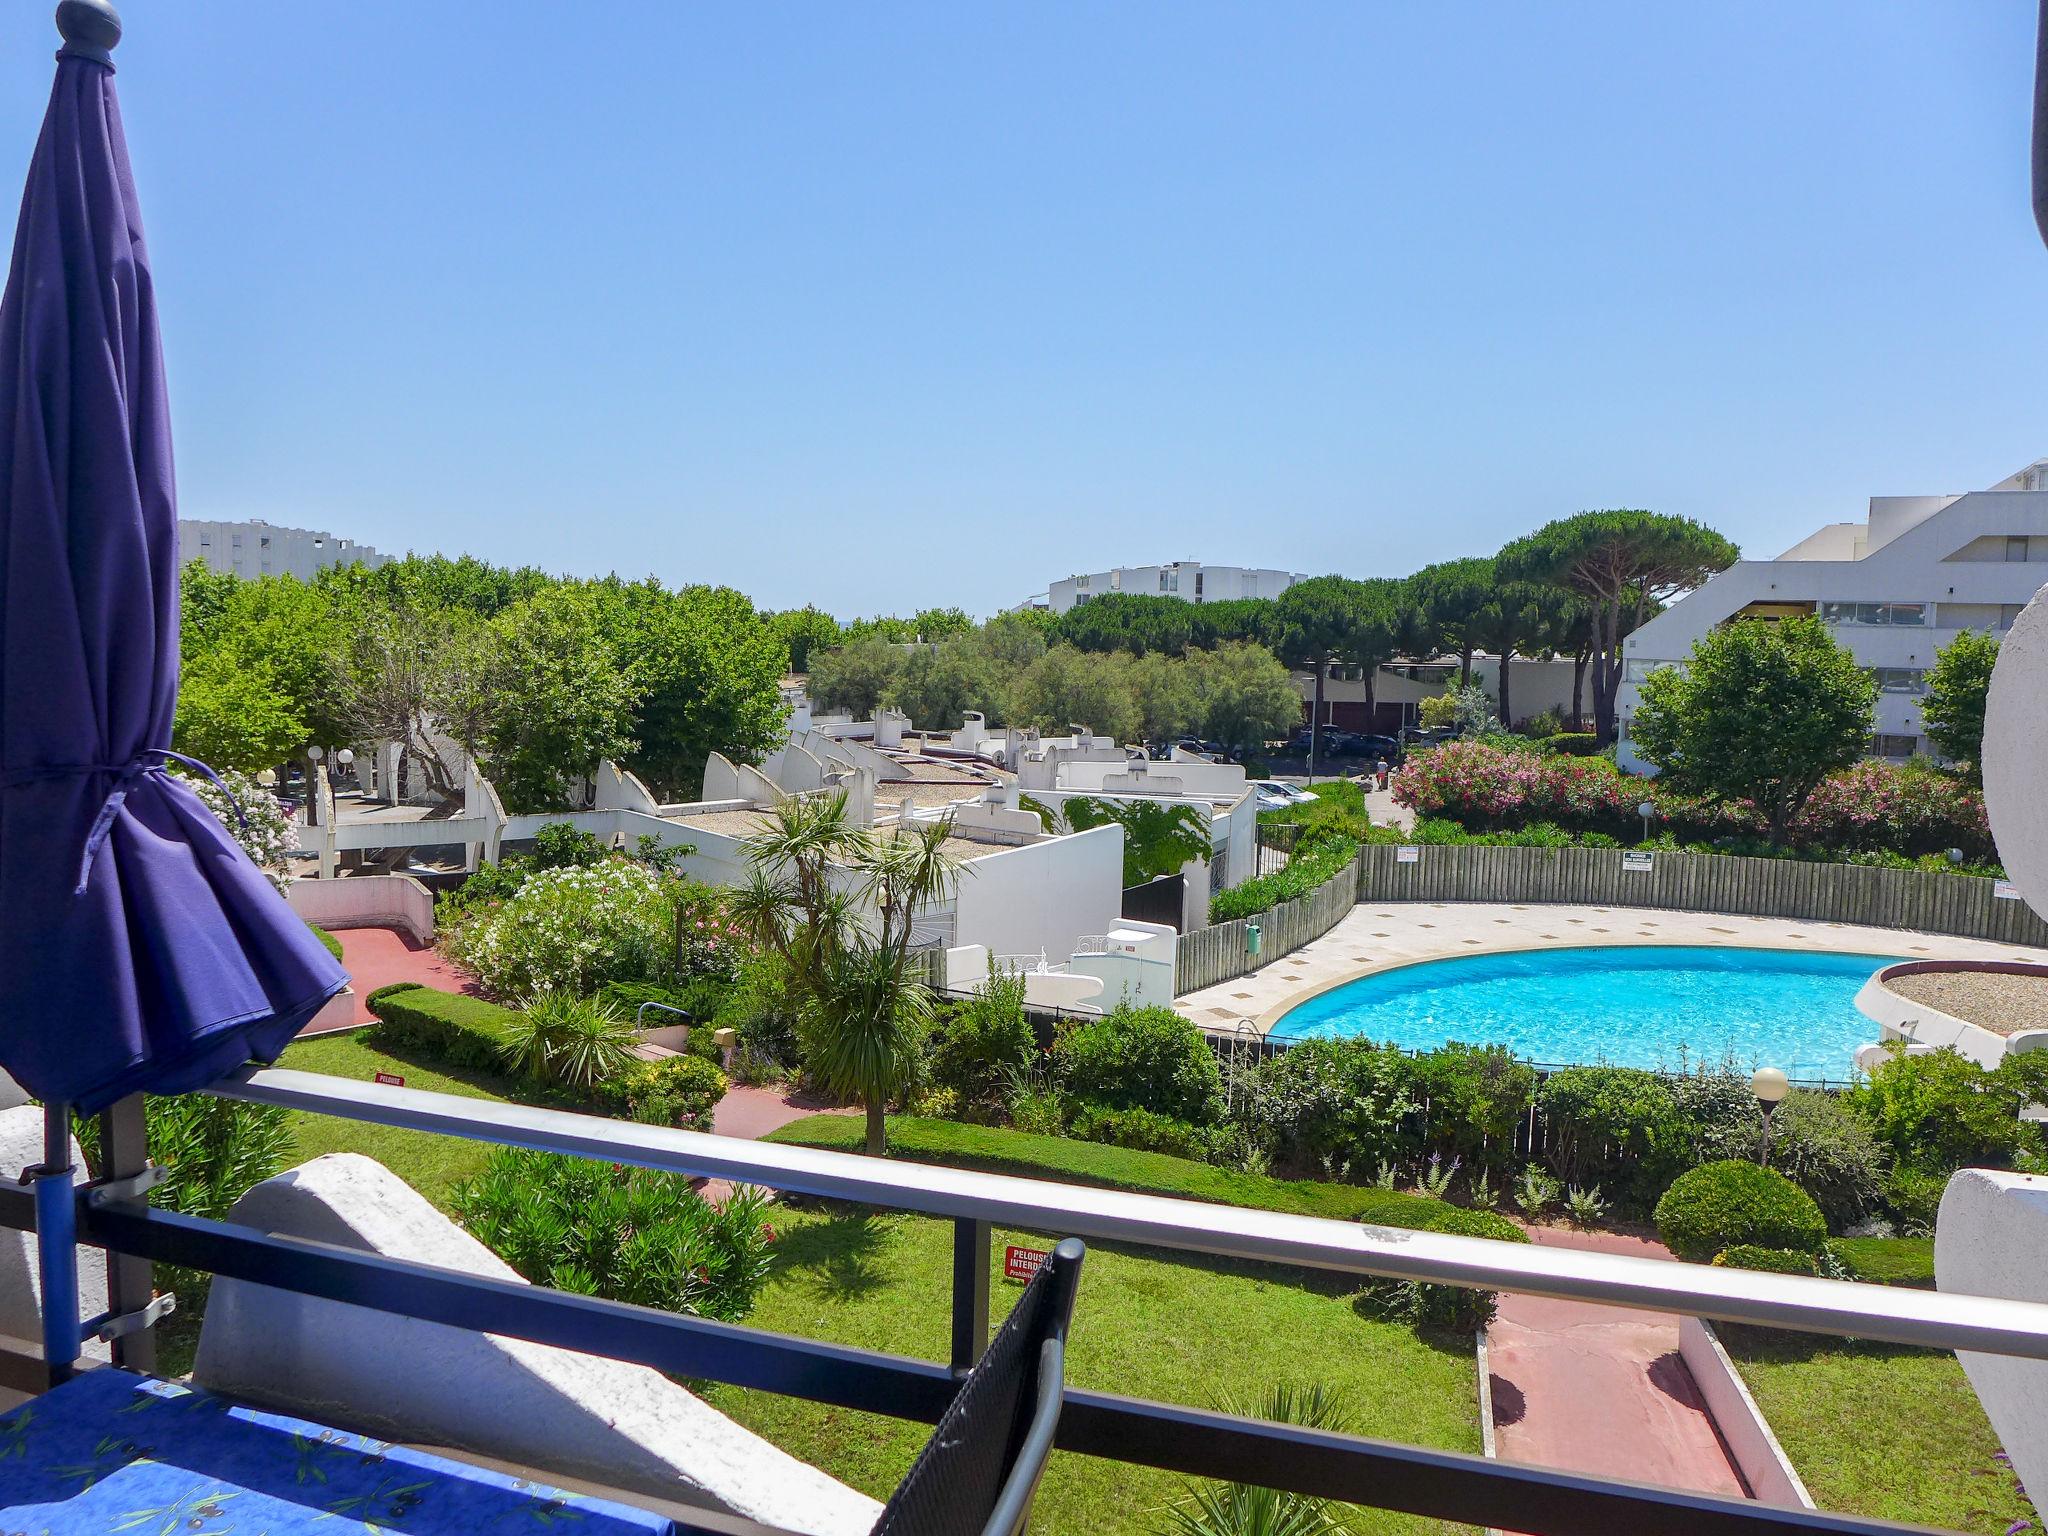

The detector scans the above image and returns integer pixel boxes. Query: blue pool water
[1272,946,1901,1078]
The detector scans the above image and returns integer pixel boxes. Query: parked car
[1252,780,1319,808]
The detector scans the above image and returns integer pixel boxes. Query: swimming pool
[1270,945,1901,1077]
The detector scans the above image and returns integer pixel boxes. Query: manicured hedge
[364,981,426,1010]
[1209,832,1358,923]
[367,984,522,1069]
[1712,1245,1819,1276]
[308,923,344,961]
[1541,733,1603,757]
[1655,1160,1827,1263]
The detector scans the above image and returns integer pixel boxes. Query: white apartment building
[178,519,391,580]
[1021,561,1303,614]
[1617,458,2048,771]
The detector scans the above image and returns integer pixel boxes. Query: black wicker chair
[869,1237,1085,1536]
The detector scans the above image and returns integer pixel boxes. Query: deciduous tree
[1922,629,1999,781]
[1630,616,1874,844]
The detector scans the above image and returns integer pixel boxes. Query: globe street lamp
[255,768,277,790]
[1637,800,1655,845]
[1751,1066,1790,1166]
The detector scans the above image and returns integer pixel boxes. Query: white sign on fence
[1997,881,2023,901]
[1395,845,1420,864]
[1622,850,1654,873]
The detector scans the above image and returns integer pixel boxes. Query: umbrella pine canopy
[0,1,347,1112]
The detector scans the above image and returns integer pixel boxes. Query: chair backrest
[870,1238,1084,1536]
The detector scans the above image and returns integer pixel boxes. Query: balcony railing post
[95,1093,157,1374]
[950,1215,991,1374]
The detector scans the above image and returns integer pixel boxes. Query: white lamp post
[255,768,277,790]
[1637,799,1655,844]
[1750,1066,1790,1166]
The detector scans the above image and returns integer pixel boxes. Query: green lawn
[1826,1235,1934,1288]
[277,1029,575,1207]
[701,1202,1480,1536]
[1723,1327,2033,1535]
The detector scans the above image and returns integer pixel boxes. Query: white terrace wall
[953,823,1124,965]
[286,875,435,945]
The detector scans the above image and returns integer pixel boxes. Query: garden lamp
[1751,1065,1790,1165]
[1947,847,1965,866]
[255,768,277,789]
[1637,799,1655,844]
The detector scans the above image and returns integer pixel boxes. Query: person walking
[1374,755,1390,791]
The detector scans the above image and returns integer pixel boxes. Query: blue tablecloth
[0,1369,682,1534]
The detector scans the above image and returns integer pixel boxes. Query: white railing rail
[209,1066,2048,1362]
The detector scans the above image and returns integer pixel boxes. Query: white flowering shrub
[441,859,681,999]
[177,766,299,896]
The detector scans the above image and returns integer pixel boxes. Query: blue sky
[3,4,2043,617]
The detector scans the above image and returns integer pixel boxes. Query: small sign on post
[373,1071,405,1087]
[1622,851,1654,873]
[1996,881,2023,901]
[1395,845,1420,864]
[1004,1245,1050,1283]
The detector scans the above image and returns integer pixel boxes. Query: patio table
[0,1369,701,1535]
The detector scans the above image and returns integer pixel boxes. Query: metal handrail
[633,1000,692,1027]
[207,1066,2048,1359]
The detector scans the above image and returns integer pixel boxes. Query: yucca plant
[1564,1183,1610,1228]
[1155,1383,1361,1536]
[499,991,639,1091]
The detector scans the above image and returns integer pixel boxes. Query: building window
[1820,601,1926,627]
[1076,574,1090,589]
[2010,536,2035,563]
[1110,571,1122,591]
[1869,667,1927,695]
[1622,659,1686,684]
[1871,733,1919,758]
[1194,572,1204,596]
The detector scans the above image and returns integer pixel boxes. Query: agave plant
[1155,1383,1361,1536]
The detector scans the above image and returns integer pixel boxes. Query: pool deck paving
[1488,1226,1749,1508]
[1175,900,2048,1035]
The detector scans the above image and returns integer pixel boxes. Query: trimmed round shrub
[1655,1160,1827,1263]
[1055,1003,1224,1125]
[1712,1245,1820,1277]
[1069,1102,1217,1163]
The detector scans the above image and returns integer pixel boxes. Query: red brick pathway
[1487,1225,1748,1505]
[319,927,480,1031]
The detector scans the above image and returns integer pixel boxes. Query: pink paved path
[323,927,479,1030]
[1487,1226,1747,1508]
[712,1084,856,1140]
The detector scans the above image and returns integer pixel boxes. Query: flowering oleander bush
[441,859,683,998]
[674,881,745,982]
[178,766,300,895]
[1390,743,1994,862]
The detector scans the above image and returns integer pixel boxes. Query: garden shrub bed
[1390,741,1998,869]
[1209,831,1358,923]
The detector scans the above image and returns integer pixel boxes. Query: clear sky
[3,4,2044,617]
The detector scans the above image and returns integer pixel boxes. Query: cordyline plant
[729,791,965,1155]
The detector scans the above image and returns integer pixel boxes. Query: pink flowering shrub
[1393,743,1991,860]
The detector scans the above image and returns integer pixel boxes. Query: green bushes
[1258,778,1372,843]
[1712,1245,1820,1276]
[1237,1037,1415,1178]
[1541,732,1603,757]
[308,923,344,961]
[452,1148,772,1321]
[1069,1102,1220,1162]
[1354,1197,1529,1332]
[1209,833,1358,923]
[594,1055,728,1130]
[368,984,523,1068]
[1057,1003,1224,1126]
[1410,1043,1535,1177]
[1655,1161,1827,1263]
[1764,1089,1886,1226]
[926,966,1035,1114]
[440,859,686,998]
[1848,1044,2041,1177]
[1537,1067,1693,1212]
[364,980,426,1011]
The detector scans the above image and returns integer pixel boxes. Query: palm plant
[1027,793,1212,885]
[735,792,964,1154]
[1155,1383,1360,1536]
[500,991,638,1090]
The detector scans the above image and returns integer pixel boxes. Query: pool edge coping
[1246,931,1917,1038]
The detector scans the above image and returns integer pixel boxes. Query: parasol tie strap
[0,750,247,894]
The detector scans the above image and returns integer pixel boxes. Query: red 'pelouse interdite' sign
[1004,1245,1049,1283]
[373,1072,404,1087]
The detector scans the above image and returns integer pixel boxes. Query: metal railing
[22,1068,2048,1535]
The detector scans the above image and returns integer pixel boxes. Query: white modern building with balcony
[178,519,391,580]
[1020,561,1304,614]
[1617,458,2048,771]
